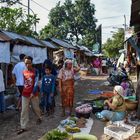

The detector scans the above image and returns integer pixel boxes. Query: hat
[114,85,124,98]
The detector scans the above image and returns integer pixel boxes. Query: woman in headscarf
[58,59,78,116]
[96,85,126,122]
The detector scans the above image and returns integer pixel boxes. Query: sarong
[61,79,74,107]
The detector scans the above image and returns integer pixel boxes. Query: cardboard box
[104,121,135,140]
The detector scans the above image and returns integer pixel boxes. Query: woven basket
[125,99,138,111]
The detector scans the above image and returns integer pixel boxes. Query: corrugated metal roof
[51,38,76,49]
[41,40,58,49]
[23,36,44,47]
[76,44,91,52]
[1,30,27,41]
[1,30,44,47]
[81,45,91,52]
[76,44,84,51]
[84,52,93,56]
[0,32,11,42]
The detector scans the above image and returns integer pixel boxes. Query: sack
[74,72,81,81]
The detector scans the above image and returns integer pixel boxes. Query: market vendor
[96,85,126,122]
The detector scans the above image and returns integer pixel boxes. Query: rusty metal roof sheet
[50,38,76,49]
[0,30,44,47]
[1,30,27,41]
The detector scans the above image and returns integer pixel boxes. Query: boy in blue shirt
[41,66,55,116]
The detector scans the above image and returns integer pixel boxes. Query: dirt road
[0,75,136,140]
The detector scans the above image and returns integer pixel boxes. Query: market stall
[39,103,97,140]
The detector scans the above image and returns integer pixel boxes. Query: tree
[0,7,39,37]
[0,0,21,6]
[103,28,124,58]
[40,0,97,49]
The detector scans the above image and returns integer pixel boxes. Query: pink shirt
[58,68,74,82]
[93,59,101,68]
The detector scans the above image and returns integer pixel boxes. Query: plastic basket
[104,121,135,140]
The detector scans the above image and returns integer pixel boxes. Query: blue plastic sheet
[87,90,103,95]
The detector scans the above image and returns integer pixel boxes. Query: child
[41,66,55,116]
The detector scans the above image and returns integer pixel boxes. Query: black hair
[45,65,52,71]
[19,54,26,60]
[24,56,33,62]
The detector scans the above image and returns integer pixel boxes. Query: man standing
[17,56,42,134]
[0,68,5,113]
[12,54,26,110]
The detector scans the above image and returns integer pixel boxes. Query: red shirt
[22,69,38,97]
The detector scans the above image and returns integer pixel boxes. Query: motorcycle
[107,68,128,86]
[107,68,135,96]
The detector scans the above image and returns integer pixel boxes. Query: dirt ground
[0,75,137,140]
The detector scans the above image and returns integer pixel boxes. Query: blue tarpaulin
[87,90,103,94]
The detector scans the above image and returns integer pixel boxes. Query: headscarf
[114,85,124,98]
[63,59,73,68]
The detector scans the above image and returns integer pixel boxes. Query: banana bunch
[65,125,81,133]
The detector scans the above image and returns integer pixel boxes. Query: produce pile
[39,117,97,140]
[60,117,87,133]
[92,100,104,108]
[75,104,92,114]
[42,129,71,140]
[40,129,97,140]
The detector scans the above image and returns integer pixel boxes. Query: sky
[0,0,132,43]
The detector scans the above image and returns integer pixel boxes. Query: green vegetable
[69,117,77,122]
[93,100,104,108]
[45,129,69,140]
[73,133,97,140]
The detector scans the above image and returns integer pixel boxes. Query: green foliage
[2,0,21,6]
[0,7,40,37]
[103,28,124,58]
[40,0,97,49]
[0,0,20,4]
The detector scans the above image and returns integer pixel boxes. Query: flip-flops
[36,118,42,125]
[17,129,27,135]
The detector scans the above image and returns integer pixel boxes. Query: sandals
[36,118,42,125]
[17,129,27,135]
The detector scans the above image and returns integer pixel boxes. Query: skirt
[61,79,74,107]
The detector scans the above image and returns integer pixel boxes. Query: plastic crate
[104,121,135,140]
